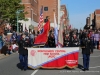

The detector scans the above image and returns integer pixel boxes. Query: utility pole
[16,10,19,33]
[16,10,23,33]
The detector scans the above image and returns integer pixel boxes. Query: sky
[61,0,100,29]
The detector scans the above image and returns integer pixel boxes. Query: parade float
[27,20,79,69]
[28,47,79,69]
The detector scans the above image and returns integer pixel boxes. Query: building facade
[90,13,94,25]
[84,17,91,29]
[60,5,69,27]
[19,0,38,31]
[84,9,100,29]
[94,9,100,29]
[86,17,90,26]
[19,0,62,31]
[38,0,60,28]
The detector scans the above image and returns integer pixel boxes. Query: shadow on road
[77,64,83,70]
[39,67,76,70]
[17,63,23,70]
[16,63,83,71]
[16,63,33,70]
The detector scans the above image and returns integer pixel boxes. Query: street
[0,0,100,75]
[0,50,100,75]
[0,53,33,75]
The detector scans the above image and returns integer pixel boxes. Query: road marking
[31,69,39,75]
[90,66,100,69]
[79,55,100,58]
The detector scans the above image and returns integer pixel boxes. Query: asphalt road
[0,53,34,75]
[33,50,100,75]
[0,50,100,75]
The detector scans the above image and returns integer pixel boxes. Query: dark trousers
[83,54,90,69]
[19,54,28,69]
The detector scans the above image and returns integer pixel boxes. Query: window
[44,7,48,11]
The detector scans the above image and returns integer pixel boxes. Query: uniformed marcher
[69,30,74,47]
[72,34,79,47]
[64,34,70,47]
[18,34,28,71]
[48,33,56,47]
[81,34,93,71]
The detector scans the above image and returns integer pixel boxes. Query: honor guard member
[72,34,79,47]
[25,37,30,47]
[81,34,93,71]
[48,33,56,47]
[69,30,74,47]
[64,34,70,47]
[18,34,28,71]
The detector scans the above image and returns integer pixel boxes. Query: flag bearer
[18,34,28,71]
[81,34,93,71]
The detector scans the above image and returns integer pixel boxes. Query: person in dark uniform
[18,34,28,71]
[81,34,93,71]
[64,34,70,47]
[48,33,56,47]
[79,30,83,45]
[69,30,74,47]
[81,29,87,39]
[72,34,79,47]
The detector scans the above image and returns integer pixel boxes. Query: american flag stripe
[38,6,43,31]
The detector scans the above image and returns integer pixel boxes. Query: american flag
[38,6,43,31]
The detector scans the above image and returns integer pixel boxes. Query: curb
[0,52,18,60]
[0,54,10,60]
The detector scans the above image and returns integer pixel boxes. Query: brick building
[86,17,90,26]
[89,13,95,29]
[85,17,90,27]
[84,9,100,29]
[19,0,62,31]
[60,5,69,27]
[19,0,38,31]
[90,13,94,25]
[38,0,60,28]
[94,9,100,29]
[84,17,91,29]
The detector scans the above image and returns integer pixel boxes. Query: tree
[0,0,27,26]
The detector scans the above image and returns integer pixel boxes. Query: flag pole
[53,9,59,47]
[38,5,43,32]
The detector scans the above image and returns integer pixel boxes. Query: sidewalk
[0,54,8,59]
[0,51,18,60]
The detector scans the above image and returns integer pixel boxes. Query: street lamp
[16,10,19,33]
[16,10,23,33]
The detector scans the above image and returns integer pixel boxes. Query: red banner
[42,52,78,68]
[34,21,50,45]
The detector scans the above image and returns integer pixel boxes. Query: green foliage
[24,18,29,22]
[29,24,34,29]
[0,0,27,25]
